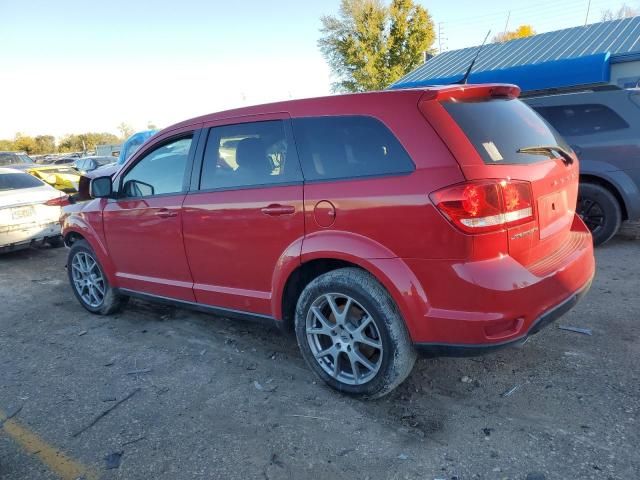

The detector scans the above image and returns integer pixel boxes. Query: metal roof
[392,16,640,88]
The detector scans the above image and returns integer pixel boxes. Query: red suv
[62,84,595,398]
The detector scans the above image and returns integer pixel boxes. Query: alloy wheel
[71,252,106,308]
[305,293,383,385]
[577,196,605,234]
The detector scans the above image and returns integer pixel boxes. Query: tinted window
[443,98,570,165]
[0,172,44,191]
[292,116,414,181]
[533,104,629,137]
[200,120,301,190]
[121,136,192,197]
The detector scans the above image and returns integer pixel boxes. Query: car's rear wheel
[295,268,416,398]
[67,240,127,315]
[577,182,622,247]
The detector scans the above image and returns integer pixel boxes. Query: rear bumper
[414,275,593,357]
[403,214,596,349]
[0,222,61,252]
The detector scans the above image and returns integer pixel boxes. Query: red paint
[63,84,595,348]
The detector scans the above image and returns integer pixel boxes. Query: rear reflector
[44,195,70,207]
[430,180,534,234]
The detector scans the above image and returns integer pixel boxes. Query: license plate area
[538,191,570,239]
[11,206,35,220]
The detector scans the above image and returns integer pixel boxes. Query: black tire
[577,182,622,247]
[67,240,127,315]
[47,236,64,248]
[295,267,416,399]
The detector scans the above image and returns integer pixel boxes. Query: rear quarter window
[533,104,629,137]
[443,98,570,165]
[291,116,415,181]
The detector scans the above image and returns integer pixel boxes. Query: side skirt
[116,288,281,329]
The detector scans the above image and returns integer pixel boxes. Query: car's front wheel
[295,268,416,398]
[67,240,127,315]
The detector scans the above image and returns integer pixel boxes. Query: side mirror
[90,176,113,198]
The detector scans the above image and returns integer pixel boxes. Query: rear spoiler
[420,84,521,102]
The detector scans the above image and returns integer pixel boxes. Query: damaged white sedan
[0,168,69,253]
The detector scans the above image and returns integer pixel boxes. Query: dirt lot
[1,236,638,480]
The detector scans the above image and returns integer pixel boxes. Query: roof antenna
[454,30,491,84]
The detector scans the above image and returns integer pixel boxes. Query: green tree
[33,135,56,154]
[493,25,536,43]
[0,139,15,151]
[601,4,638,20]
[319,0,435,92]
[13,133,37,154]
[58,132,120,153]
[117,122,135,140]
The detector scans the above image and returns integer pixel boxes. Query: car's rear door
[102,128,200,301]
[182,115,304,316]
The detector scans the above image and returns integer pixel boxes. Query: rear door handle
[156,208,178,218]
[261,204,295,216]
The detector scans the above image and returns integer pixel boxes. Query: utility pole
[438,22,447,54]
[502,11,511,37]
[585,0,591,26]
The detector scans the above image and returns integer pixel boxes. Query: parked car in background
[0,151,81,193]
[0,151,33,167]
[525,88,640,245]
[62,85,595,398]
[0,168,69,252]
[74,156,116,174]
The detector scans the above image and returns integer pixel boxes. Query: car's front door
[182,117,304,316]
[103,130,199,301]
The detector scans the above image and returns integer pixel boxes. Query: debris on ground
[397,453,408,460]
[126,368,152,375]
[72,388,140,437]
[77,330,87,336]
[104,451,123,469]
[460,376,473,383]
[558,325,593,335]
[121,435,146,447]
[500,385,520,397]
[104,358,116,367]
[254,381,277,392]
[525,473,546,480]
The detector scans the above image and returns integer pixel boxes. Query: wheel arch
[63,219,117,285]
[273,231,430,339]
[580,173,628,221]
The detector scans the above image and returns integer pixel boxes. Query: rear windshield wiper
[517,145,574,165]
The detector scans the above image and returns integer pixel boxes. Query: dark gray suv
[525,88,640,245]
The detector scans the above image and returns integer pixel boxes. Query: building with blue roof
[391,16,640,94]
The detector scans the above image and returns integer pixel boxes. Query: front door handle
[261,204,295,216]
[156,208,178,218]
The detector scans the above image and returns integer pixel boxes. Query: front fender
[271,230,430,339]
[62,202,117,285]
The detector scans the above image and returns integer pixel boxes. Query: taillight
[44,195,70,207]
[430,180,534,234]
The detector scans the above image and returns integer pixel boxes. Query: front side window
[120,136,193,198]
[200,120,301,190]
[291,116,415,181]
[533,104,629,137]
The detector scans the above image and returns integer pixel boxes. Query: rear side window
[200,120,301,190]
[443,98,570,165]
[0,173,44,191]
[533,104,629,137]
[292,116,414,181]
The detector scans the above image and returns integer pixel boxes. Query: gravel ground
[0,237,638,480]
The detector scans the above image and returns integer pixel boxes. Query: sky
[0,0,632,140]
